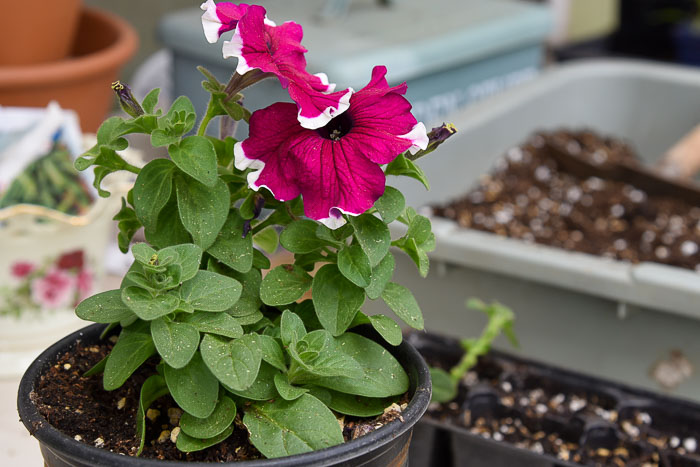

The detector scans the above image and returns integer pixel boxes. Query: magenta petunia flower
[200,0,250,43]
[221,5,351,129]
[31,268,76,310]
[234,66,428,229]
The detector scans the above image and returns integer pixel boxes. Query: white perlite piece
[684,438,697,452]
[170,427,181,443]
[94,437,105,448]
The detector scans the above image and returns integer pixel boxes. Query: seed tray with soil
[29,327,411,463]
[432,129,700,271]
[407,332,700,467]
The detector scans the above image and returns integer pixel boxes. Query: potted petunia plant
[18,1,455,465]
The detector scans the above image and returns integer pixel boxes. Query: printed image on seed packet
[0,102,94,215]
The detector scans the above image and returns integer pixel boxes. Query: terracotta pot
[0,0,83,65]
[0,7,138,133]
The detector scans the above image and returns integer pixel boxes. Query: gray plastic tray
[366,60,700,402]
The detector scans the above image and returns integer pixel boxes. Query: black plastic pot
[18,323,431,467]
[408,331,700,467]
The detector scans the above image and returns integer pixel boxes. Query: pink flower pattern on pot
[1,249,95,316]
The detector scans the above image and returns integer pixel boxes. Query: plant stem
[123,163,141,175]
[448,302,516,385]
[197,100,217,137]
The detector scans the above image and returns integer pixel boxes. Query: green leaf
[164,352,219,418]
[159,244,202,282]
[225,267,263,322]
[176,426,233,453]
[131,243,158,266]
[208,135,236,167]
[406,214,432,245]
[253,226,278,254]
[136,375,169,455]
[83,355,107,377]
[252,248,271,269]
[207,211,253,273]
[244,394,343,459]
[182,311,243,339]
[308,387,397,417]
[312,264,364,336]
[349,214,391,268]
[150,318,200,369]
[200,333,262,391]
[257,334,286,371]
[260,265,312,306]
[365,252,395,300]
[121,287,179,320]
[113,198,141,253]
[273,373,307,401]
[180,395,236,439]
[180,270,242,312]
[144,194,191,249]
[104,322,155,391]
[381,282,424,330]
[374,186,405,223]
[430,367,457,403]
[288,331,363,383]
[169,136,218,187]
[95,116,128,150]
[133,159,174,230]
[337,245,371,288]
[280,220,328,253]
[309,332,408,397]
[368,314,402,346]
[75,289,134,323]
[400,238,430,278]
[141,88,160,114]
[384,153,430,190]
[176,176,230,250]
[224,361,278,400]
[280,309,306,347]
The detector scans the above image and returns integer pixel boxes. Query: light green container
[158,0,552,129]
[366,60,700,402]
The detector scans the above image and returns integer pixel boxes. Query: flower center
[317,112,353,141]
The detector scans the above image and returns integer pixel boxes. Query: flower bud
[111,81,144,118]
[407,123,457,161]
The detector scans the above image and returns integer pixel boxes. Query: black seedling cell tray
[408,332,700,467]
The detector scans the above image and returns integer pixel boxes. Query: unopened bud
[406,123,456,160]
[112,81,144,118]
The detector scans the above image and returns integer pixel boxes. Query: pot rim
[18,323,432,466]
[0,7,138,87]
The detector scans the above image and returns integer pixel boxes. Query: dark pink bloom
[200,0,250,43]
[11,262,35,279]
[222,5,351,129]
[56,250,84,270]
[31,268,76,309]
[234,66,428,228]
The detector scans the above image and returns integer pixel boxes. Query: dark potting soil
[432,129,700,271]
[414,334,700,467]
[33,338,406,462]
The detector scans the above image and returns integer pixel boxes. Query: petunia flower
[200,0,251,43]
[235,65,428,229]
[221,4,351,129]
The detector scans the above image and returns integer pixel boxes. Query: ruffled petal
[343,66,427,163]
[221,5,351,129]
[234,102,306,202]
[289,82,352,130]
[200,0,249,43]
[290,136,386,228]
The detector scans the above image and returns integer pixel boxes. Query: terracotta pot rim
[0,7,137,87]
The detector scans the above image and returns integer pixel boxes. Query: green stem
[448,302,515,385]
[250,216,276,236]
[197,100,217,137]
[123,163,141,175]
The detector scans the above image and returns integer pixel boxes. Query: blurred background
[4,0,700,463]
